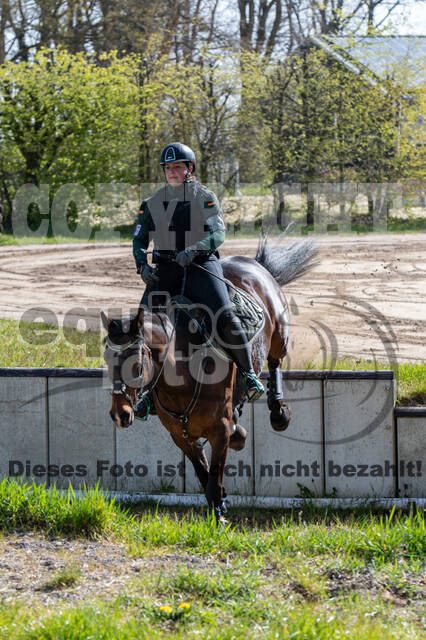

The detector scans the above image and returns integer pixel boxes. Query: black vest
[148,184,207,263]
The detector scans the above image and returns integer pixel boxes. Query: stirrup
[135,395,151,421]
[242,372,264,403]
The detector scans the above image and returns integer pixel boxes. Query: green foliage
[0,48,139,229]
[262,47,425,224]
[0,45,423,234]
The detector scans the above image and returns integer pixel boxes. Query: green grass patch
[0,484,424,639]
[0,478,125,536]
[0,233,110,246]
[0,318,104,367]
[40,564,81,591]
[301,357,426,406]
[1,213,425,247]
[124,505,426,564]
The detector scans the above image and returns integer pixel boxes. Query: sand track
[0,234,425,365]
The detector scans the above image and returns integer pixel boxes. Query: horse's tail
[255,232,319,286]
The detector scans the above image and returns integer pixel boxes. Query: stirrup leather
[242,372,264,403]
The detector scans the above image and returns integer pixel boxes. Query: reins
[108,265,207,442]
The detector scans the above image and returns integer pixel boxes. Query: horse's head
[101,310,153,429]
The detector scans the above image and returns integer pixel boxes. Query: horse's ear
[137,308,144,330]
[100,311,109,331]
[130,309,143,334]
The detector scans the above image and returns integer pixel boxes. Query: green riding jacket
[132,181,225,270]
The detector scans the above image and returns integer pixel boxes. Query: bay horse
[102,236,318,520]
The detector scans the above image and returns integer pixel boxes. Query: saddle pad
[167,284,264,345]
[225,280,265,343]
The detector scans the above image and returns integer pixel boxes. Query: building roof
[310,35,426,87]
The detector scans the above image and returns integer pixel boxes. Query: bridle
[106,331,155,413]
[105,266,208,441]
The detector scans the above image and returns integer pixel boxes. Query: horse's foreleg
[170,433,209,491]
[206,425,230,522]
[267,356,291,431]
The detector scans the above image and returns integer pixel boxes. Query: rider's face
[164,161,192,186]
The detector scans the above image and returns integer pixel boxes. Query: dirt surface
[0,233,425,364]
[1,532,424,609]
[0,531,211,606]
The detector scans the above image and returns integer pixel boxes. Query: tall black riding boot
[217,310,264,402]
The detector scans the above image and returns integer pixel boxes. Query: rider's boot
[217,311,264,403]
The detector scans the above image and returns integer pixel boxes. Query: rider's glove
[176,249,197,268]
[139,264,159,286]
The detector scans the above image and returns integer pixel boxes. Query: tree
[262,46,424,225]
[143,50,239,185]
[0,47,139,227]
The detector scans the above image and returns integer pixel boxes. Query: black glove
[139,264,159,286]
[175,249,198,268]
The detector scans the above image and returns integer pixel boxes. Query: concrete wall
[0,368,424,498]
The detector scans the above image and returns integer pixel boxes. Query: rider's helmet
[160,142,196,172]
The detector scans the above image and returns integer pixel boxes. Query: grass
[302,357,426,406]
[0,233,112,246]
[0,479,425,639]
[1,212,425,246]
[0,318,104,367]
[1,318,424,404]
[40,564,81,591]
[0,478,123,535]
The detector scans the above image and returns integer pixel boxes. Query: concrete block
[324,378,395,497]
[48,378,115,490]
[116,416,184,493]
[0,377,48,485]
[254,379,323,497]
[184,402,254,496]
[397,416,426,498]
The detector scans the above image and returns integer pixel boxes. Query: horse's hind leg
[267,356,291,431]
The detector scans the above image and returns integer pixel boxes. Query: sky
[377,1,426,34]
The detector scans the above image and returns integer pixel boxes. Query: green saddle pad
[167,283,264,345]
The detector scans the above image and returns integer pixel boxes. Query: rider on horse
[132,141,264,405]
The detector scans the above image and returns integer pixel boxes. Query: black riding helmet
[160,142,196,172]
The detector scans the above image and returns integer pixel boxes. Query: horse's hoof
[270,403,291,431]
[229,424,247,451]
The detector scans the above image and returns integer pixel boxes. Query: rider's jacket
[133,181,225,269]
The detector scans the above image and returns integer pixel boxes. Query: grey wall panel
[0,377,48,485]
[397,416,426,498]
[254,379,323,497]
[48,378,115,489]
[116,416,184,493]
[184,402,254,496]
[324,379,395,497]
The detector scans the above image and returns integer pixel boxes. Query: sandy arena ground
[0,233,425,365]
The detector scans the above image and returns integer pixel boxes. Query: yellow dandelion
[159,605,173,615]
[178,602,191,611]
